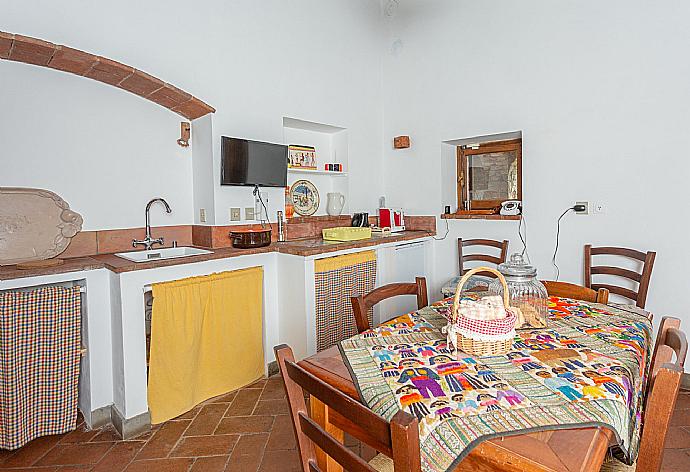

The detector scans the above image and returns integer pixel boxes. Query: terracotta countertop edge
[0,231,434,281]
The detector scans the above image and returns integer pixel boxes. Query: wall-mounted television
[220,136,288,187]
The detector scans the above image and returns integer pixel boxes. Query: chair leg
[310,395,345,472]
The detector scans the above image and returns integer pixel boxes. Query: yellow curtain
[314,250,376,272]
[147,267,264,424]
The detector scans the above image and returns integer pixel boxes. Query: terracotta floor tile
[665,426,690,449]
[253,398,288,416]
[661,449,690,471]
[0,467,59,472]
[215,416,274,435]
[58,426,100,445]
[247,379,268,389]
[189,455,229,472]
[184,403,229,437]
[169,434,238,458]
[674,393,690,410]
[1,434,63,468]
[225,389,262,416]
[135,420,190,460]
[225,433,269,472]
[671,408,690,427]
[124,458,194,472]
[265,415,296,451]
[209,391,238,404]
[35,442,114,466]
[259,380,286,401]
[173,406,200,421]
[91,440,145,472]
[89,427,122,443]
[258,449,302,472]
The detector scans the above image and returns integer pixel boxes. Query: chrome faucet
[132,198,172,250]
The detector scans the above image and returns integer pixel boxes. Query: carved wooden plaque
[0,188,83,265]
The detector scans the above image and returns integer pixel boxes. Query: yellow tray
[322,226,372,241]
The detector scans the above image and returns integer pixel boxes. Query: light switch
[245,207,255,220]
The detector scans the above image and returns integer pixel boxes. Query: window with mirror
[456,138,522,215]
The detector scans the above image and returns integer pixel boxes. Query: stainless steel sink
[114,247,212,263]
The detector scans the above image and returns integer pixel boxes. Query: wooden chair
[459,238,509,279]
[601,316,687,471]
[351,277,428,334]
[584,245,656,309]
[275,344,421,472]
[541,280,609,304]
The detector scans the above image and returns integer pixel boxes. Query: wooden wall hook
[177,122,191,147]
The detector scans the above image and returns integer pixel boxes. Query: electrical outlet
[593,202,605,214]
[199,208,206,223]
[575,201,590,215]
[230,207,241,221]
[245,207,255,220]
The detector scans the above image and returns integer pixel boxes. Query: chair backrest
[584,245,656,308]
[541,280,609,304]
[635,317,687,471]
[351,277,428,334]
[459,238,509,279]
[274,344,421,472]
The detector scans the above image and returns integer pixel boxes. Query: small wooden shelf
[288,168,348,176]
[441,213,521,221]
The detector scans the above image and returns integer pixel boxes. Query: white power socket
[575,201,590,215]
[230,207,241,221]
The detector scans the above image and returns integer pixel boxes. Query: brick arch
[0,31,214,120]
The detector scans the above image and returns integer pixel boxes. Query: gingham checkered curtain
[0,286,82,450]
[314,251,377,352]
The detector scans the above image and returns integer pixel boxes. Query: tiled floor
[1,381,689,471]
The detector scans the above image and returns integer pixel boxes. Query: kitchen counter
[0,230,433,280]
[275,230,432,256]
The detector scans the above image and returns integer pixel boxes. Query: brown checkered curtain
[0,286,82,450]
[314,251,376,351]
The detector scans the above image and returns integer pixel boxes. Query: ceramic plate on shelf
[290,180,319,216]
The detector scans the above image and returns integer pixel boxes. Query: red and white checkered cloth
[0,286,82,450]
[456,307,518,338]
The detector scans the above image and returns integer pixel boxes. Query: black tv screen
[220,136,287,187]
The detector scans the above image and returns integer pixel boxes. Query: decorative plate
[290,180,319,216]
[0,187,83,265]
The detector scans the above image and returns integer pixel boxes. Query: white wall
[381,0,690,328]
[1,0,386,229]
[0,62,191,230]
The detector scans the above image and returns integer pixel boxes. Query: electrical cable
[253,185,269,228]
[518,212,531,264]
[433,217,450,241]
[552,206,576,281]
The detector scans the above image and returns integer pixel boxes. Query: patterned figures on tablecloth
[340,297,652,472]
[369,339,533,436]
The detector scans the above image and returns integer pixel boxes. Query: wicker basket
[447,267,520,357]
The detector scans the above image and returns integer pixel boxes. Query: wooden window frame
[456,138,522,213]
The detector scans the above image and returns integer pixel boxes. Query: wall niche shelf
[283,116,349,216]
[288,168,348,176]
[441,213,521,221]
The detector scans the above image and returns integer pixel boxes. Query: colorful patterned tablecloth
[339,296,652,472]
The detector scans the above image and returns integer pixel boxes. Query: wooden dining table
[294,301,652,471]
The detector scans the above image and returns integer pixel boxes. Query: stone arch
[0,31,215,120]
